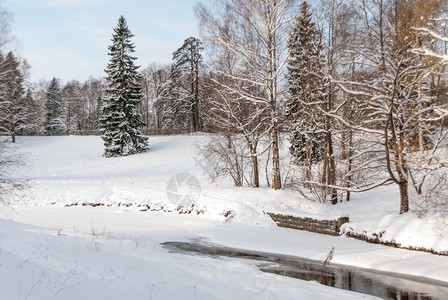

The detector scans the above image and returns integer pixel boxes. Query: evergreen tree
[0,52,25,142]
[99,16,148,157]
[171,37,203,133]
[286,2,325,167]
[18,88,39,135]
[44,77,66,133]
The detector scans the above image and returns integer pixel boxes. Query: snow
[1,135,448,299]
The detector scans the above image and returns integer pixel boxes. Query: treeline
[193,0,448,215]
[1,0,448,214]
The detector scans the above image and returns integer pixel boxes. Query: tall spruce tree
[99,16,148,157]
[286,2,325,178]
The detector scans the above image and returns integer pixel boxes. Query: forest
[1,0,448,216]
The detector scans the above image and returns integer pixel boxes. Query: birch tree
[196,3,269,187]
[197,0,294,190]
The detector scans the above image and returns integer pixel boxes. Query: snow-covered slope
[1,135,447,299]
[14,135,448,251]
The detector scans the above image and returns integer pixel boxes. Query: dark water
[162,241,448,300]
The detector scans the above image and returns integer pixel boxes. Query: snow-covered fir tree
[286,2,325,167]
[44,77,66,133]
[0,52,25,142]
[99,16,148,157]
[17,88,40,135]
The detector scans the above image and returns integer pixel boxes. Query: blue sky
[3,0,200,82]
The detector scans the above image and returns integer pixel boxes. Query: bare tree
[81,77,105,131]
[62,80,84,133]
[0,3,27,202]
[197,5,271,187]
[0,4,12,50]
[140,63,170,129]
[330,0,446,214]
[0,138,26,205]
[203,71,269,187]
[197,133,251,187]
[197,0,295,190]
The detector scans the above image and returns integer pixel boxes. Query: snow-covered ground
[1,135,448,299]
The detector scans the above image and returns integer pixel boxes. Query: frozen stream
[162,241,448,300]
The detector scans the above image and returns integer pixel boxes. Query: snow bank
[341,212,448,254]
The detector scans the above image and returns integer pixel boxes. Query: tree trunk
[194,59,201,132]
[327,132,338,204]
[399,180,409,214]
[271,105,282,190]
[265,145,271,187]
[190,58,196,133]
[271,126,282,190]
[190,52,194,131]
[247,141,260,188]
[267,2,281,191]
[252,153,260,188]
[346,129,353,201]
[321,138,328,196]
[417,88,424,153]
[11,122,16,143]
[305,137,312,191]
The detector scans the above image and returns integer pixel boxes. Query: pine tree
[44,77,66,133]
[171,37,203,133]
[99,16,148,157]
[286,2,325,173]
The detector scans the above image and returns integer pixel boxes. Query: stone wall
[267,213,349,236]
